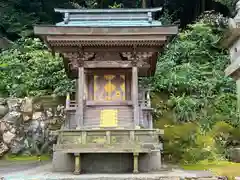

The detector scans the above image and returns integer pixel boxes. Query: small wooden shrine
[34,8,178,174]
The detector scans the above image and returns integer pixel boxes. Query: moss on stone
[181,160,240,178]
[4,154,50,161]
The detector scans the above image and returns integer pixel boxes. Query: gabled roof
[54,7,163,27]
[34,8,178,78]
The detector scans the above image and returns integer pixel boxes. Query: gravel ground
[0,161,49,176]
[0,163,215,180]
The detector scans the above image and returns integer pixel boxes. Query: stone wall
[0,96,65,157]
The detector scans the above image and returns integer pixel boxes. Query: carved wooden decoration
[121,52,154,67]
[63,51,95,70]
[94,52,123,61]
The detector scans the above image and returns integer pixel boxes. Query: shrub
[0,38,75,97]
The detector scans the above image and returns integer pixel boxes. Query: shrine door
[93,74,126,127]
[93,74,126,101]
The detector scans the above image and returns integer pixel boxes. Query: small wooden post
[130,130,135,142]
[132,66,139,127]
[66,92,70,109]
[81,131,87,144]
[106,131,111,144]
[76,66,84,129]
[73,153,81,175]
[133,152,139,173]
[146,89,151,107]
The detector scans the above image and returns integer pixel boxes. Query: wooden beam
[85,61,131,68]
[85,68,132,75]
[132,66,139,127]
[84,61,150,68]
[47,35,167,40]
[54,46,160,53]
[86,100,133,106]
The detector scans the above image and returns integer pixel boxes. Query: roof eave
[34,25,178,36]
[54,7,163,14]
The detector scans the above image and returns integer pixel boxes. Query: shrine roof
[54,7,163,27]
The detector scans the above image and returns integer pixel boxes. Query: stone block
[3,131,15,144]
[139,150,162,172]
[0,142,9,157]
[52,152,74,172]
[21,97,33,114]
[230,147,240,162]
[0,105,8,118]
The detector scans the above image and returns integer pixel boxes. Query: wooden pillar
[73,153,81,175]
[149,113,153,129]
[76,66,84,129]
[132,66,139,127]
[147,89,153,129]
[133,152,139,173]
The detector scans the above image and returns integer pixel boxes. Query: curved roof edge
[54,7,162,13]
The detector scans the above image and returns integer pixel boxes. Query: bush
[0,38,75,97]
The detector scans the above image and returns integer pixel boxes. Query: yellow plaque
[100,109,118,127]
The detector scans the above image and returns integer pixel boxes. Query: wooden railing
[65,90,152,110]
[55,129,163,153]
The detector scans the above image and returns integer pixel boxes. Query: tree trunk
[142,0,147,8]
[201,0,206,12]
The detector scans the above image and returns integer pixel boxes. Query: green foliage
[162,123,222,163]
[160,121,240,163]
[4,154,50,161]
[109,2,123,8]
[182,160,240,177]
[214,0,237,12]
[152,13,237,127]
[0,0,73,38]
[0,38,75,97]
[152,13,239,163]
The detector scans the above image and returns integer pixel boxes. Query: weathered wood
[53,47,160,53]
[132,66,139,127]
[130,130,135,141]
[84,61,150,69]
[86,100,132,106]
[81,131,87,144]
[85,61,132,68]
[85,68,132,75]
[83,105,133,128]
[106,131,111,144]
[76,67,84,129]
